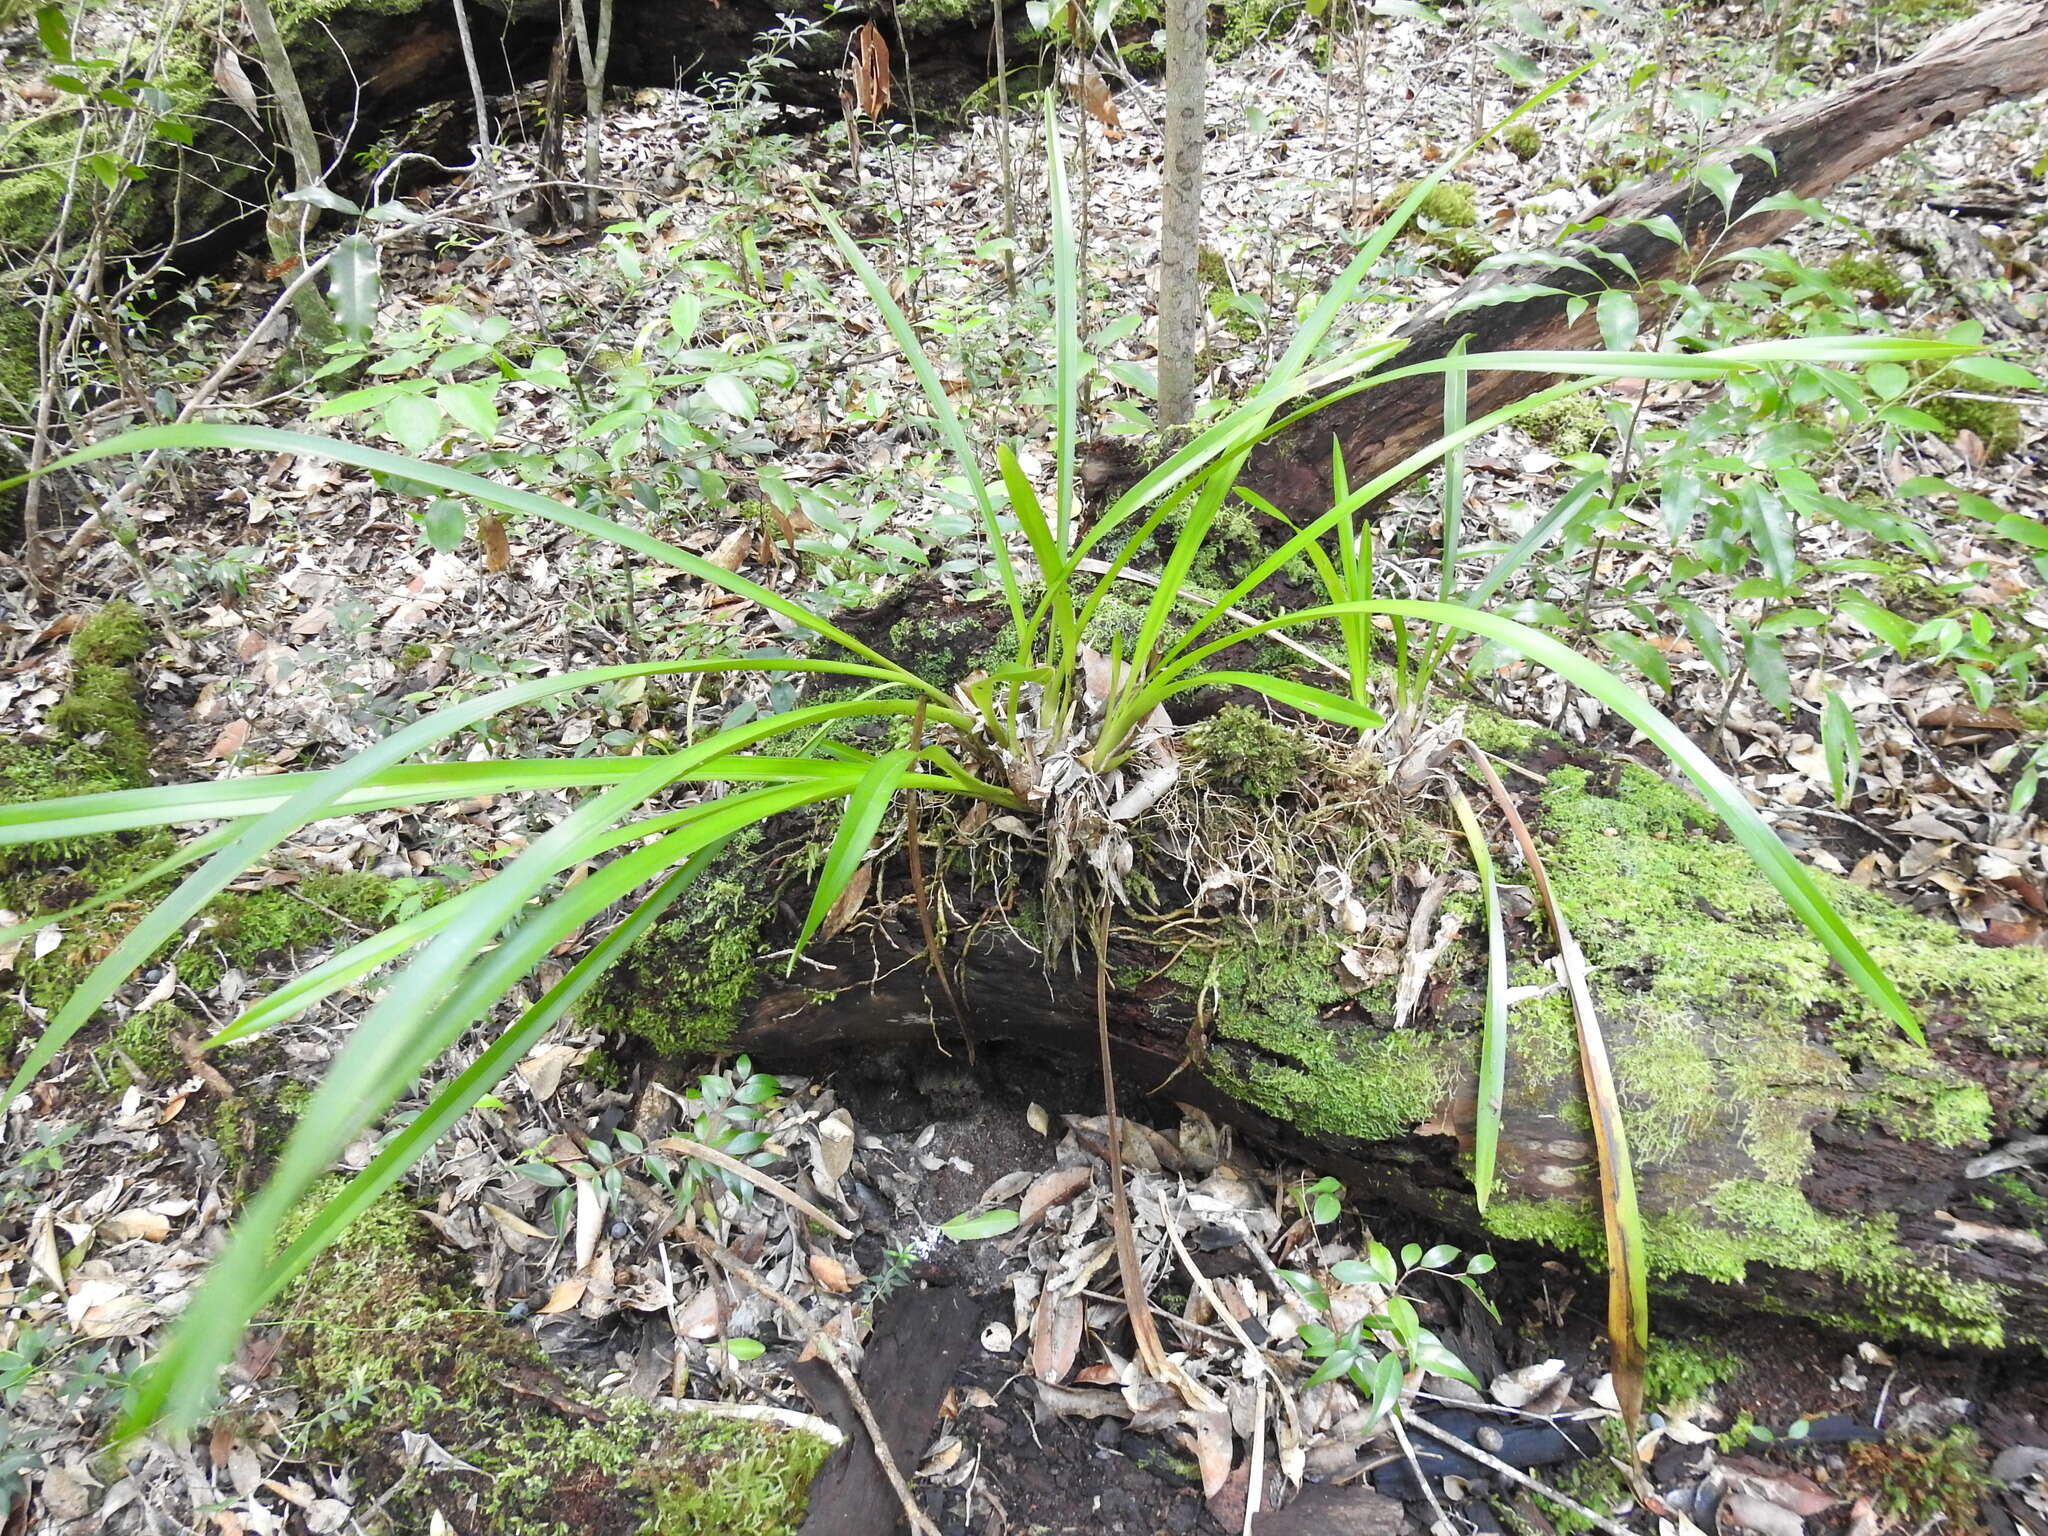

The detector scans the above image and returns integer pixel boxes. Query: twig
[906,702,975,1061]
[676,1228,940,1536]
[1402,1414,1640,1536]
[1096,905,1172,1380]
[649,1132,855,1240]
[1244,1371,1267,1535]
[52,246,340,569]
[663,1398,847,1447]
[1391,1411,1456,1536]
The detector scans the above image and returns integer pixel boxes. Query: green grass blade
[813,204,1024,640]
[15,425,942,703]
[1448,787,1507,1213]
[1459,470,1608,613]
[1076,340,1406,568]
[119,776,838,1437]
[206,889,475,1045]
[240,838,732,1319]
[1142,671,1385,732]
[1046,94,1080,552]
[0,657,717,1110]
[1268,67,1591,385]
[0,826,236,952]
[795,748,915,956]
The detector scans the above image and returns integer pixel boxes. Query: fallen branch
[1235,2,2048,514]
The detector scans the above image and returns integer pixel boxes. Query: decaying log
[594,722,2048,1355]
[1237,1,2048,516]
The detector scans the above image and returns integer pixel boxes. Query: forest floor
[2,0,2047,1532]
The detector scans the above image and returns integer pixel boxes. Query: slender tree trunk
[1155,0,1205,426]
[566,0,615,224]
[243,0,340,356]
[449,0,494,152]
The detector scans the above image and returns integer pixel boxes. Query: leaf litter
[3,0,2047,1531]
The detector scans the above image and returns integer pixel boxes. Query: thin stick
[1402,1415,1639,1536]
[1096,905,1171,1379]
[1243,1372,1267,1534]
[677,1228,940,1536]
[53,246,340,569]
[665,1398,847,1446]
[649,1132,855,1240]
[448,0,494,150]
[905,702,975,1060]
[1391,1412,1455,1536]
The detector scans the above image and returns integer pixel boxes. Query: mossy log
[1233,0,2048,515]
[593,731,2048,1356]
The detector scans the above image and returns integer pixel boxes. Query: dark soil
[789,1032,2048,1535]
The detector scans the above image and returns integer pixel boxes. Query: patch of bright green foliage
[277,1184,830,1535]
[580,833,771,1054]
[1183,705,1305,801]
[101,1003,192,1088]
[1642,1337,1741,1412]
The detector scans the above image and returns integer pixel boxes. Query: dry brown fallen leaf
[206,718,252,760]
[97,1208,173,1244]
[1018,1163,1094,1229]
[477,513,513,573]
[1030,1288,1084,1384]
[808,1250,853,1294]
[850,19,892,121]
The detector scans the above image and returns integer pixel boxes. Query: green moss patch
[1642,1336,1741,1413]
[1479,761,2048,1347]
[1516,394,1613,456]
[276,1185,830,1535]
[580,834,772,1054]
[1390,179,1479,228]
[1825,254,1911,308]
[1190,930,1455,1142]
[1184,705,1305,801]
[0,604,435,1071]
[1918,380,2023,463]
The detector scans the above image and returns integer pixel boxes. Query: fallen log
[588,713,2048,1354]
[1236,0,2048,516]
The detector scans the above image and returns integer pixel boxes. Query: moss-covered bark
[1189,752,2048,1348]
[592,683,2048,1351]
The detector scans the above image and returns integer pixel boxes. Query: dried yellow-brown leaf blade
[1465,750,1647,1432]
[852,19,892,120]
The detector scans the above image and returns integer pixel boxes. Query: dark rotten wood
[792,1281,979,1535]
[720,881,2048,1354]
[1235,1,2048,516]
